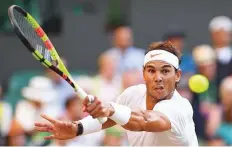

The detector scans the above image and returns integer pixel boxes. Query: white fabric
[79,116,102,135]
[116,84,198,146]
[209,16,232,32]
[15,100,39,131]
[215,46,232,64]
[66,131,104,146]
[22,76,57,103]
[0,102,12,136]
[144,50,179,69]
[92,75,122,103]
[15,100,58,132]
[109,102,131,125]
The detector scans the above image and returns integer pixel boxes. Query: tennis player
[35,41,198,146]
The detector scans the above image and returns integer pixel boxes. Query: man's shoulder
[105,47,118,53]
[175,96,193,112]
[128,47,145,54]
[103,48,120,57]
[116,84,146,105]
[155,95,193,117]
[124,84,146,94]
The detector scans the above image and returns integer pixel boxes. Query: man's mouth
[154,86,164,92]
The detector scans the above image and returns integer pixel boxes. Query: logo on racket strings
[36,44,52,61]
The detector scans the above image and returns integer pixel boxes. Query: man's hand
[83,96,115,119]
[34,114,77,140]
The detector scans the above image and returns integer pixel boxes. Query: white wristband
[109,102,131,125]
[79,116,102,135]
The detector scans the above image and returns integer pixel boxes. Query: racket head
[8,5,108,123]
[8,5,79,93]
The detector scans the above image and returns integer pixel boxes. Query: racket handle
[87,95,108,124]
[77,88,108,124]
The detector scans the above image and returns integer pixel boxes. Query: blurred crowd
[1,15,232,146]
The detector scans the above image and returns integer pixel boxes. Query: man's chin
[154,92,169,100]
[157,96,167,100]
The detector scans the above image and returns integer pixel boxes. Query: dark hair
[105,21,129,33]
[145,41,182,66]
[65,94,80,109]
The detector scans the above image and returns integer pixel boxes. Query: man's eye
[162,69,169,74]
[148,69,154,73]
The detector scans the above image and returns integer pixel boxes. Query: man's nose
[154,73,162,83]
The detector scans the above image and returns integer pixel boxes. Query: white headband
[144,50,179,69]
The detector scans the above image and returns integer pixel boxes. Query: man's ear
[175,69,182,83]
[143,66,145,81]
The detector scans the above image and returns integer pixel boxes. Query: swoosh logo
[150,53,162,58]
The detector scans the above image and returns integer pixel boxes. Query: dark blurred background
[1,0,232,80]
[1,0,232,146]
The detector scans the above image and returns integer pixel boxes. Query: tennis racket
[8,5,107,124]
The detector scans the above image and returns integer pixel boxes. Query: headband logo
[150,53,162,58]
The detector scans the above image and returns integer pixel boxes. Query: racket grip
[88,95,108,124]
[98,117,108,124]
[77,88,108,124]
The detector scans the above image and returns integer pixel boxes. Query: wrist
[77,122,84,136]
[109,102,131,125]
[78,116,102,135]
[108,104,115,117]
[72,121,83,136]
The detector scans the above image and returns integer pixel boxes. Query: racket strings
[13,9,53,62]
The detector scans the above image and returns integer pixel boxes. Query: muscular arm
[83,94,171,133]
[116,108,171,132]
[102,119,116,129]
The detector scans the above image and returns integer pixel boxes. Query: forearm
[109,103,171,132]
[102,119,116,129]
[123,109,170,132]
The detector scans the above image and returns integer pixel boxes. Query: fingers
[35,126,54,133]
[86,98,101,112]
[89,104,102,118]
[93,111,106,118]
[34,122,50,127]
[83,96,90,106]
[41,114,56,124]
[44,134,55,140]
[34,123,54,133]
[82,105,87,112]
[83,95,97,106]
[84,97,110,118]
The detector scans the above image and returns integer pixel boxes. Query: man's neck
[115,46,131,54]
[146,90,175,110]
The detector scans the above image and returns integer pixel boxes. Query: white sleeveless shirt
[116,84,198,146]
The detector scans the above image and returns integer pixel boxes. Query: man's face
[143,61,181,100]
[113,27,133,50]
[211,29,231,47]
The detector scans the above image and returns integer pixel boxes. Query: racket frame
[8,5,107,124]
[8,5,87,98]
